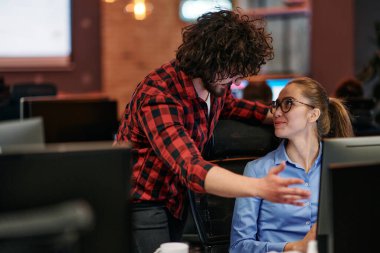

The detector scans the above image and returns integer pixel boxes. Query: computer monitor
[327,161,380,253]
[20,96,119,143]
[265,78,291,100]
[0,117,44,152]
[179,0,232,23]
[231,79,249,99]
[0,142,132,253]
[318,136,380,253]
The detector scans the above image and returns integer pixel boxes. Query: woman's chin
[274,130,287,139]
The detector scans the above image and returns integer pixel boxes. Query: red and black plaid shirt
[116,60,268,219]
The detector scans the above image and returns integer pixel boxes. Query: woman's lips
[274,120,286,127]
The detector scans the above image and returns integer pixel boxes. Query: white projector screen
[0,0,72,69]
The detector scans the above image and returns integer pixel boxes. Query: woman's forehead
[279,83,303,98]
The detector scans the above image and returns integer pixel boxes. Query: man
[116,10,310,253]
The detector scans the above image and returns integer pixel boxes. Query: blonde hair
[288,77,354,139]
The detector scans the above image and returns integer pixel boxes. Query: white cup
[154,242,189,253]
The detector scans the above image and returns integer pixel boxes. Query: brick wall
[101,0,186,118]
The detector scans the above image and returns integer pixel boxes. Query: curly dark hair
[176,9,274,84]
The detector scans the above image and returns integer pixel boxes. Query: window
[237,0,311,75]
[179,0,233,23]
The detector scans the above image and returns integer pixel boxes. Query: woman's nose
[273,107,282,117]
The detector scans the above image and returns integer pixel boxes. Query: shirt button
[305,202,310,206]
[305,182,309,187]
[306,221,311,225]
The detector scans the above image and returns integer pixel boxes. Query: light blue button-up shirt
[230,140,321,253]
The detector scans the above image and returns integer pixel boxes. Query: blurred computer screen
[265,78,291,100]
[21,96,118,143]
[0,117,45,153]
[0,142,132,253]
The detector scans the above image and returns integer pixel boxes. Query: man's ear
[308,108,321,123]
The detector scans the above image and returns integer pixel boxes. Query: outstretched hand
[255,161,310,205]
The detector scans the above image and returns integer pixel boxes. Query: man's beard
[204,81,231,97]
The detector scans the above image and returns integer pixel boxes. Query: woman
[230,77,354,253]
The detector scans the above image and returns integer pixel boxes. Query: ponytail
[327,98,354,138]
[288,77,354,139]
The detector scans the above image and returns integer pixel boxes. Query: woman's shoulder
[244,149,278,177]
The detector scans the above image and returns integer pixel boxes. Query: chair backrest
[188,158,253,251]
[202,119,279,160]
[188,120,279,252]
[343,98,380,136]
[0,83,56,120]
[10,83,57,102]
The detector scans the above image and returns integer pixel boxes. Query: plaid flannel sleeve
[220,89,269,122]
[137,94,213,193]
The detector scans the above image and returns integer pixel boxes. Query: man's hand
[204,162,310,201]
[254,161,310,205]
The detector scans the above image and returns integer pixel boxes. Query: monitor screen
[20,97,119,143]
[318,136,380,253]
[265,78,291,100]
[231,79,249,99]
[0,142,132,253]
[0,117,45,153]
[327,161,380,253]
[0,0,72,69]
[179,0,232,23]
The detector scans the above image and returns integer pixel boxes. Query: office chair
[0,83,57,120]
[186,119,279,253]
[10,83,57,103]
[344,97,380,136]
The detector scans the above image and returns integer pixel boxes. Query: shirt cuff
[267,242,287,253]
[186,159,215,193]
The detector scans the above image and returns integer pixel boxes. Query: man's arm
[262,110,273,124]
[205,162,310,205]
[138,93,309,203]
[220,89,269,123]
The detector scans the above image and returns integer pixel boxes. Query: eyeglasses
[270,97,314,114]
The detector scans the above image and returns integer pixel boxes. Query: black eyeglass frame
[270,97,314,114]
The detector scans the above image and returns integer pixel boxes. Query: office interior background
[1,1,380,253]
[0,0,379,118]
